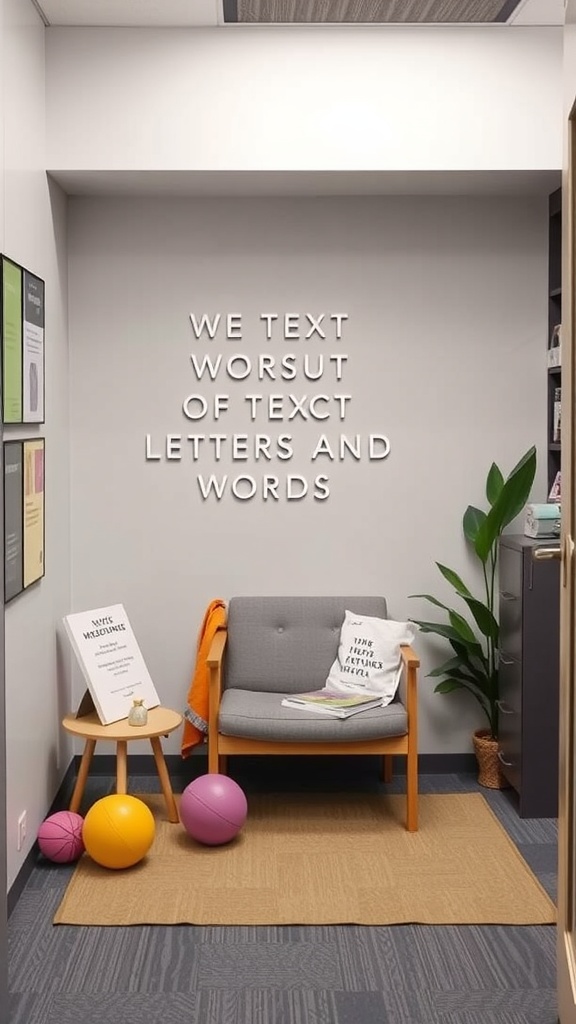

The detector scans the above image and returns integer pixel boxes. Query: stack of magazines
[281,689,383,719]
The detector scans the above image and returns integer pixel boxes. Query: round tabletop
[62,705,183,741]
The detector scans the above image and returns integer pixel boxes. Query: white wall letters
[146,311,390,501]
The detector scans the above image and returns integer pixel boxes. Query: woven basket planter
[473,729,509,790]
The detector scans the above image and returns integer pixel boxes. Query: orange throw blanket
[181,598,227,758]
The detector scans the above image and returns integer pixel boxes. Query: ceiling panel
[35,0,566,27]
[230,0,523,23]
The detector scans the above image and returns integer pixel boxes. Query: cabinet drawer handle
[496,699,515,714]
[499,655,515,666]
[498,750,514,767]
[500,591,518,602]
[533,546,561,561]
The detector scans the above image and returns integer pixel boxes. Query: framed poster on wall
[1,255,23,424]
[3,440,23,603]
[1,255,46,424]
[23,270,45,423]
[23,437,45,589]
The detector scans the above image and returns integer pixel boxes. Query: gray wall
[67,193,548,755]
[0,0,6,1004]
[2,0,71,890]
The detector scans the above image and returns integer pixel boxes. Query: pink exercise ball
[180,774,247,846]
[38,810,85,863]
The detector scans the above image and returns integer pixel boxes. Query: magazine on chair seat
[281,689,383,719]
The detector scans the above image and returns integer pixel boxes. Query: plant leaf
[472,512,496,564]
[428,656,463,677]
[497,445,537,529]
[448,610,478,645]
[411,619,457,637]
[463,505,485,544]
[434,676,489,707]
[444,666,491,696]
[409,594,453,613]
[412,619,471,643]
[460,596,499,641]
[409,622,481,663]
[429,660,491,691]
[449,638,489,675]
[435,677,492,728]
[434,680,463,694]
[474,446,537,561]
[436,563,472,597]
[486,463,504,506]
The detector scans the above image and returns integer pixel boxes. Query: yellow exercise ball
[82,794,155,869]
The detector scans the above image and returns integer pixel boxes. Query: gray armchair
[207,596,420,831]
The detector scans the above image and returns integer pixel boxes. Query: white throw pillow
[325,610,418,705]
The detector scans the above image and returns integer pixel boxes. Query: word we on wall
[145,311,391,503]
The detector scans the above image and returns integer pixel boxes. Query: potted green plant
[409,445,537,788]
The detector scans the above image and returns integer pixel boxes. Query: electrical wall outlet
[17,811,27,852]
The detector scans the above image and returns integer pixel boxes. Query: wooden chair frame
[207,627,420,831]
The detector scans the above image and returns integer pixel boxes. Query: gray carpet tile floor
[7,759,559,1024]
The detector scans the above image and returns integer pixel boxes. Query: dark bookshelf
[547,187,562,495]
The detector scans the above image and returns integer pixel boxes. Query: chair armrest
[397,644,419,734]
[207,627,227,668]
[400,644,420,669]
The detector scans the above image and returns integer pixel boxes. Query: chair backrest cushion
[225,596,388,694]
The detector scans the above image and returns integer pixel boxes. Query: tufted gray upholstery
[225,595,387,694]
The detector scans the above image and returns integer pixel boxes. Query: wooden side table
[62,705,183,823]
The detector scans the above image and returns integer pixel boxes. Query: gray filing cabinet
[498,534,560,817]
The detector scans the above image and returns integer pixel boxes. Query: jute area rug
[53,792,556,927]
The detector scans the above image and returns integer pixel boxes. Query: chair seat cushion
[218,689,408,743]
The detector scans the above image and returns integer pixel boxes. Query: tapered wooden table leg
[69,738,96,813]
[150,736,179,823]
[116,740,128,794]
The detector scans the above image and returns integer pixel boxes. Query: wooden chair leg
[219,754,228,775]
[208,736,219,773]
[406,746,418,832]
[382,755,393,783]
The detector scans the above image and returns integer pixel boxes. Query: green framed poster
[23,270,45,423]
[1,256,23,423]
[4,440,23,603]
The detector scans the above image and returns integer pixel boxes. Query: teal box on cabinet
[524,503,561,539]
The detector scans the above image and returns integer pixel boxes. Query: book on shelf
[553,386,562,443]
[281,689,383,719]
[547,324,562,368]
[548,471,561,503]
[63,603,161,725]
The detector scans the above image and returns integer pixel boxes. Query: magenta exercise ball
[38,810,85,863]
[180,774,247,846]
